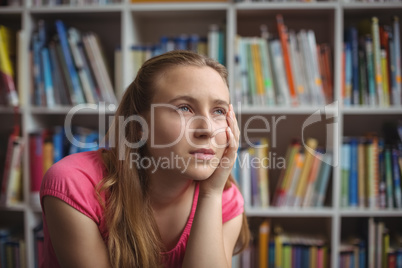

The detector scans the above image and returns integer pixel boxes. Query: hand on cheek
[199,104,240,196]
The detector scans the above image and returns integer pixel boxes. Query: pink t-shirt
[40,149,244,268]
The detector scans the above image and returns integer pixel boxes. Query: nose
[188,115,214,139]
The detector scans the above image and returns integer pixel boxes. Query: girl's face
[144,65,230,181]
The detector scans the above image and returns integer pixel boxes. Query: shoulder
[222,182,244,223]
[40,150,107,223]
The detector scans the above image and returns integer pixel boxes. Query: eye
[214,108,227,115]
[177,105,192,113]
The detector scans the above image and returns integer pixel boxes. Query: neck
[148,168,194,211]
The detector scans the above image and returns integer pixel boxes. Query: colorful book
[0,25,19,107]
[371,17,384,106]
[259,220,270,268]
[392,17,401,106]
[341,142,351,207]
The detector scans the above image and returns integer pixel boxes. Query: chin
[183,165,216,181]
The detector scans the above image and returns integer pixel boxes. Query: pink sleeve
[40,153,105,226]
[222,183,244,223]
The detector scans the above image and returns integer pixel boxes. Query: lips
[190,148,215,160]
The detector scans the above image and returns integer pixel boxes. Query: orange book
[259,220,270,268]
[276,14,298,106]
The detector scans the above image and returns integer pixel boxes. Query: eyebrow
[168,95,229,107]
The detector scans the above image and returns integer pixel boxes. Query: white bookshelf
[0,1,401,267]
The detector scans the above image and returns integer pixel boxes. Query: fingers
[227,104,240,147]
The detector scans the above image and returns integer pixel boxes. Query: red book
[29,132,44,206]
[388,252,396,268]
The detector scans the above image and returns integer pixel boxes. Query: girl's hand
[199,104,240,196]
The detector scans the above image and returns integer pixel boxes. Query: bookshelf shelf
[339,209,402,217]
[129,2,230,11]
[28,4,123,13]
[0,1,400,268]
[235,2,338,10]
[236,105,338,115]
[0,203,26,212]
[246,207,335,217]
[30,105,117,115]
[341,2,402,9]
[342,107,402,115]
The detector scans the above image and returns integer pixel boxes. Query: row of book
[0,128,23,207]
[233,15,333,107]
[30,20,117,107]
[122,24,225,85]
[29,126,99,207]
[340,219,402,268]
[0,25,20,107]
[341,135,402,209]
[343,16,401,107]
[234,220,329,268]
[0,229,25,268]
[231,137,332,208]
[272,138,333,208]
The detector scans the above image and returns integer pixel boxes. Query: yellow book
[276,142,301,206]
[251,40,265,104]
[0,25,19,106]
[380,49,390,106]
[383,231,390,268]
[259,220,270,268]
[310,245,317,268]
[274,226,284,268]
[43,139,54,175]
[294,138,318,207]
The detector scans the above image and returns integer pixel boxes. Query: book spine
[40,48,56,107]
[316,154,332,207]
[341,142,351,207]
[372,17,384,106]
[276,14,298,106]
[259,220,270,268]
[385,148,394,208]
[348,27,360,105]
[365,35,377,106]
[344,42,352,106]
[357,140,366,208]
[258,38,275,106]
[392,148,402,208]
[393,17,401,106]
[55,20,86,104]
[349,138,358,207]
[380,48,390,106]
[0,26,19,107]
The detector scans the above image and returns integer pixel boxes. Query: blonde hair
[99,50,250,268]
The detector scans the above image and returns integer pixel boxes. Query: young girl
[40,50,250,268]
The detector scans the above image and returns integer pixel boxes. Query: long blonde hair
[99,50,251,268]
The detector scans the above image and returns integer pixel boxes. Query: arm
[182,193,243,268]
[43,196,112,268]
[182,104,242,268]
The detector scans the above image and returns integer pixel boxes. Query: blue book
[32,33,44,106]
[349,138,358,207]
[52,126,64,163]
[396,249,402,268]
[268,240,275,268]
[55,20,85,104]
[346,27,360,105]
[295,245,302,268]
[358,240,366,268]
[41,48,56,107]
[0,229,10,268]
[392,148,402,208]
[315,154,333,207]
